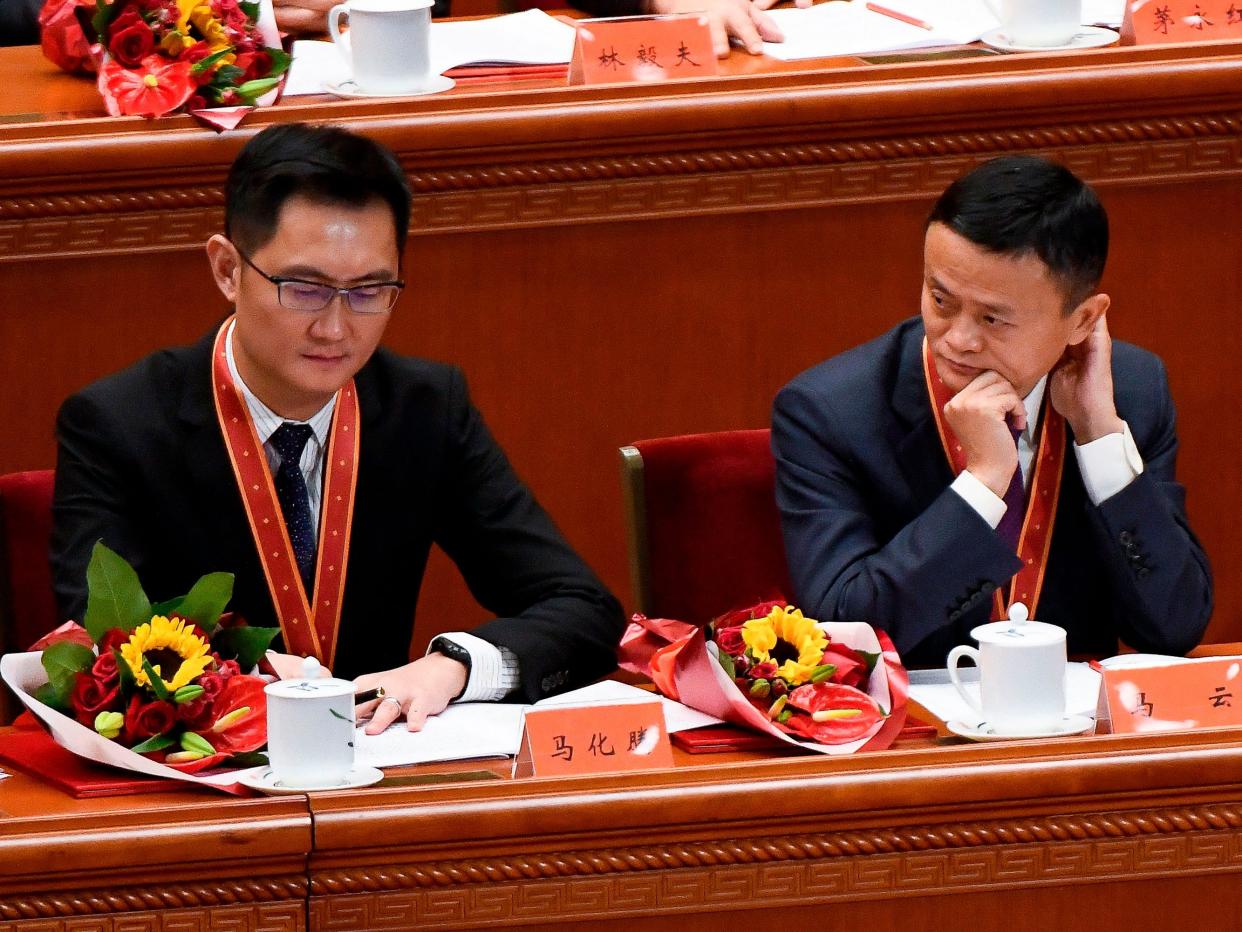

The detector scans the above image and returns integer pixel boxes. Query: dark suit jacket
[0,0,41,45]
[52,328,624,699]
[772,317,1213,666]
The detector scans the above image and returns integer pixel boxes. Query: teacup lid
[346,0,433,11]
[264,656,354,699]
[969,619,1066,646]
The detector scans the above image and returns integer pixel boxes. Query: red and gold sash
[921,338,1064,621]
[211,319,359,665]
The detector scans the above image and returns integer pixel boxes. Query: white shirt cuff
[430,631,520,702]
[1073,421,1144,505]
[951,470,1007,529]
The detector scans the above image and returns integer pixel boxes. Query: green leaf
[715,648,735,679]
[83,542,152,643]
[265,48,292,78]
[211,64,245,87]
[142,658,170,702]
[151,596,185,617]
[190,47,234,75]
[212,625,279,670]
[238,0,259,19]
[40,641,94,707]
[34,681,67,711]
[114,648,135,691]
[131,732,176,754]
[174,572,234,632]
[221,750,268,769]
[859,650,881,673]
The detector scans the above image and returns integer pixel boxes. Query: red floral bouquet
[13,542,277,775]
[621,600,908,753]
[41,0,287,120]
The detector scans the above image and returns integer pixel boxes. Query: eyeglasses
[236,248,405,314]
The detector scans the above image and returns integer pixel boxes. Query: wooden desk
[5,720,1242,930]
[2,38,1241,649]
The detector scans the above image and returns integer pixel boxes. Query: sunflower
[120,615,213,693]
[741,605,828,686]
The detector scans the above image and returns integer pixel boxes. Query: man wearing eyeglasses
[51,122,624,733]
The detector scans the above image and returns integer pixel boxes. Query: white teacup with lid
[328,0,436,96]
[947,603,1068,734]
[264,657,355,788]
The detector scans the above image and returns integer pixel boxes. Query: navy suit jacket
[772,318,1213,666]
[52,327,624,699]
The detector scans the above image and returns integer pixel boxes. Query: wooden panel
[0,40,1239,655]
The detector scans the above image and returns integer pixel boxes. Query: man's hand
[273,0,334,36]
[647,0,788,56]
[1050,315,1124,444]
[353,652,468,735]
[943,370,1026,498]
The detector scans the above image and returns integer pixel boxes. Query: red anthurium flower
[782,682,883,745]
[99,54,195,118]
[162,675,267,774]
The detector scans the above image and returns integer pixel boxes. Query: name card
[1122,0,1242,43]
[1101,656,1242,733]
[569,14,717,86]
[512,700,674,778]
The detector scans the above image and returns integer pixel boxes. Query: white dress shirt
[225,323,518,700]
[951,375,1145,528]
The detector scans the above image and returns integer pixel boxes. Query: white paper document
[283,9,576,97]
[909,661,1103,726]
[353,679,721,769]
[763,0,1000,62]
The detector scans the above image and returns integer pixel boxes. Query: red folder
[0,728,199,798]
[671,717,939,754]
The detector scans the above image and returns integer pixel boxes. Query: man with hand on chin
[773,155,1212,665]
[52,123,624,735]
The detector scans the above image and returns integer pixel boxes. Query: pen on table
[865,2,934,30]
[355,686,386,703]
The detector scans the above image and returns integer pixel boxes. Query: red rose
[91,651,119,686]
[712,599,788,631]
[99,627,130,653]
[819,644,869,689]
[71,672,122,727]
[197,671,226,701]
[182,40,211,63]
[124,695,177,742]
[108,15,155,67]
[750,661,777,680]
[216,658,241,680]
[715,626,745,656]
[184,93,209,111]
[176,694,216,730]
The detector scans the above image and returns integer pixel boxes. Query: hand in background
[943,370,1026,498]
[273,0,334,36]
[353,652,468,735]
[647,0,786,56]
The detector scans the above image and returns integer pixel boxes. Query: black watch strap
[431,636,472,701]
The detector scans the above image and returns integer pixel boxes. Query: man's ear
[205,234,240,304]
[1067,292,1110,346]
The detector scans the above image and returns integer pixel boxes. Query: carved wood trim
[311,801,1242,894]
[0,903,305,932]
[0,876,307,921]
[307,805,1242,928]
[0,111,1239,262]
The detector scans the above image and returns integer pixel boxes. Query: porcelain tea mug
[328,0,435,95]
[994,0,1080,46]
[264,658,355,788]
[947,618,1068,733]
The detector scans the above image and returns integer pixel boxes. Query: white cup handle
[947,645,984,719]
[328,4,352,66]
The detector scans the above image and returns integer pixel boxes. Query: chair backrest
[0,470,58,658]
[619,430,792,625]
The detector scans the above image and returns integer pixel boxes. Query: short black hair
[927,155,1108,307]
[225,123,412,255]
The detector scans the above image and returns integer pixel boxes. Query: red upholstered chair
[0,470,58,721]
[619,430,792,625]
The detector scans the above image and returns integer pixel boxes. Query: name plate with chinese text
[569,14,717,85]
[1121,0,1242,43]
[512,700,674,778]
[1101,656,1242,733]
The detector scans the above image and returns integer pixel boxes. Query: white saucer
[981,25,1119,53]
[947,714,1096,741]
[322,76,455,99]
[236,765,384,794]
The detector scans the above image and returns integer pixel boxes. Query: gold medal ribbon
[921,338,1064,620]
[211,318,359,665]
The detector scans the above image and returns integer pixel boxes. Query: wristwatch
[430,636,472,701]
